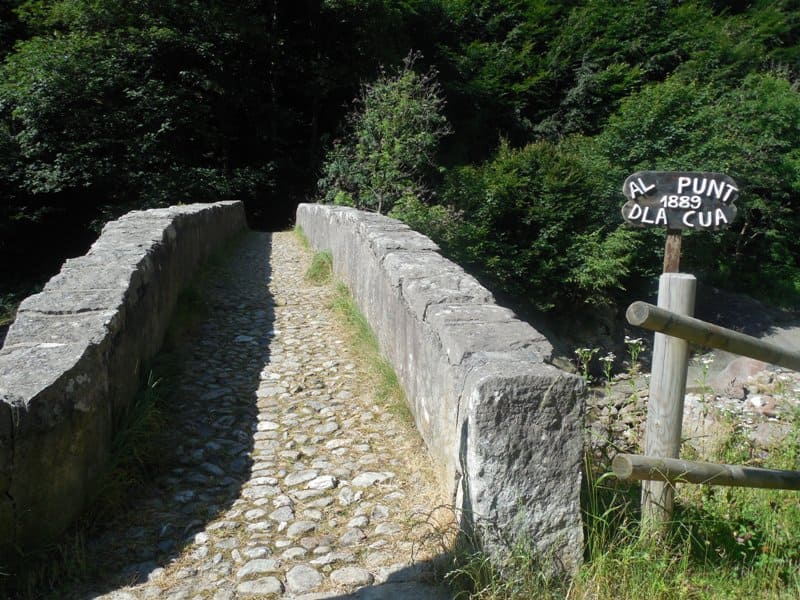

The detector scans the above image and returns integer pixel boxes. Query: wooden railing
[625,301,800,371]
[614,273,800,527]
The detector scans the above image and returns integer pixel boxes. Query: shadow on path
[52,232,275,598]
[283,559,453,599]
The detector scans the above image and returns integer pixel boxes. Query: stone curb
[296,203,585,573]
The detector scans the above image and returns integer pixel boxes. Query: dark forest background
[2,0,799,328]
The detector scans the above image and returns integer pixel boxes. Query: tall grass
[305,250,333,284]
[329,281,410,420]
[445,415,800,599]
[293,224,311,249]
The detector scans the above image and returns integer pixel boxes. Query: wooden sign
[622,171,738,230]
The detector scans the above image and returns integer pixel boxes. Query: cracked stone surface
[58,231,451,600]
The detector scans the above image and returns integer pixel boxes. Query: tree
[0,1,281,223]
[317,54,450,213]
[436,137,639,310]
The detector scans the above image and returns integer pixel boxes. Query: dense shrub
[393,138,640,310]
[597,73,800,303]
[317,54,450,214]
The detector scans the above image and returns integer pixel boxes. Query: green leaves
[433,137,636,310]
[596,72,800,301]
[2,0,800,312]
[318,53,450,213]
[0,1,279,221]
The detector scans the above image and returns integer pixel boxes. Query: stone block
[460,361,584,572]
[296,203,585,575]
[0,200,247,557]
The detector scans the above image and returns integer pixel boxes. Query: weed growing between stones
[695,355,714,402]
[623,336,644,374]
[441,526,570,600]
[91,367,174,520]
[0,530,90,600]
[305,250,333,285]
[574,347,599,383]
[293,224,311,249]
[328,281,413,423]
[599,352,615,395]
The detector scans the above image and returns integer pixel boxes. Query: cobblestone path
[68,232,451,600]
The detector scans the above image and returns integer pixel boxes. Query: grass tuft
[330,282,412,421]
[305,250,333,285]
[89,367,174,521]
[293,224,311,249]
[444,533,570,600]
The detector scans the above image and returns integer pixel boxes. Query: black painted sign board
[622,171,738,230]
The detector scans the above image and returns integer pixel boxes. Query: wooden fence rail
[622,279,800,528]
[626,301,800,371]
[613,454,800,491]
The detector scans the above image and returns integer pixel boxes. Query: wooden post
[641,273,696,529]
[663,229,682,273]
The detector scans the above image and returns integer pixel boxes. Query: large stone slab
[296,203,585,574]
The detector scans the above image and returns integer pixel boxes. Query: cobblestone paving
[71,232,451,600]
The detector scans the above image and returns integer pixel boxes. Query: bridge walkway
[67,231,451,599]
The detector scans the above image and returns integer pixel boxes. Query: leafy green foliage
[3,0,800,312]
[0,3,276,214]
[598,72,800,302]
[395,138,640,310]
[318,53,450,213]
[415,0,800,310]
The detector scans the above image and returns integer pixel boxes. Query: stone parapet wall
[296,203,585,573]
[0,201,247,556]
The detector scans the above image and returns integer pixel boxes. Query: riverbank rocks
[587,353,800,464]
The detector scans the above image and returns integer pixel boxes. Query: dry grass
[293,230,451,564]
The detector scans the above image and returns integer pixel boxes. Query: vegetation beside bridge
[2,1,800,319]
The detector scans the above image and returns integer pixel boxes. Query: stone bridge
[0,201,584,598]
